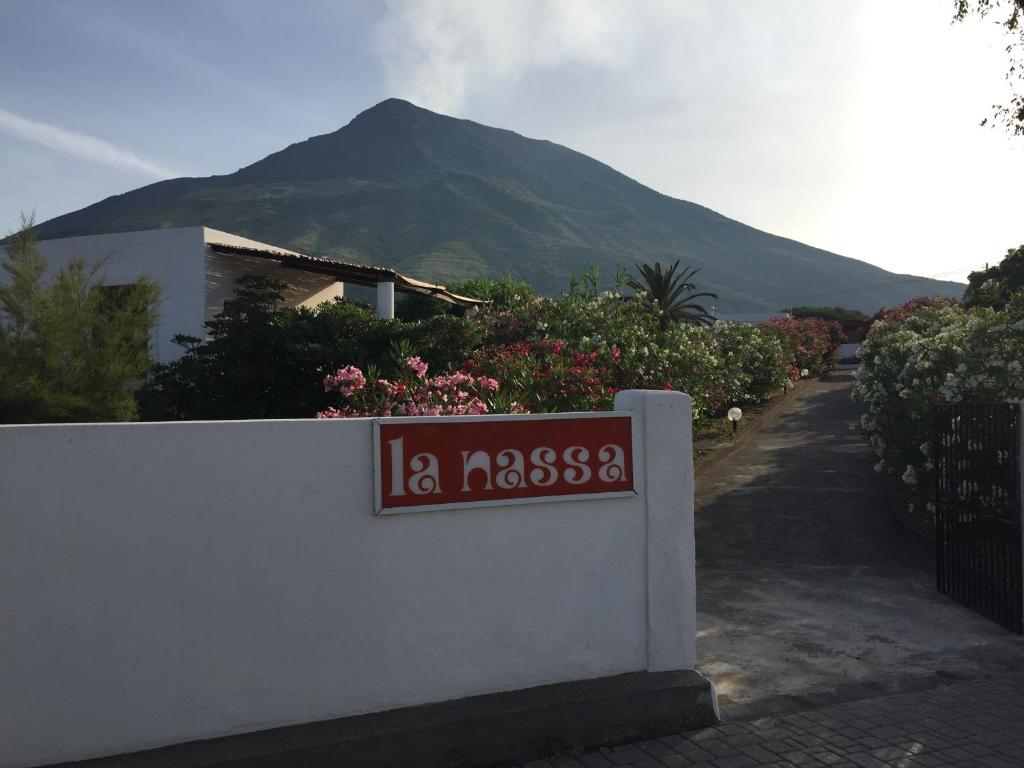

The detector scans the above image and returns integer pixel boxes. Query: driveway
[695,370,1024,719]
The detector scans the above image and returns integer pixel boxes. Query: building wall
[0,392,696,768]
[17,227,208,363]
[7,227,344,365]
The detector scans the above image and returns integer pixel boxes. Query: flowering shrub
[760,315,844,375]
[318,356,504,417]
[711,321,789,404]
[859,296,959,333]
[309,272,849,423]
[463,339,613,413]
[465,283,725,417]
[853,295,1024,519]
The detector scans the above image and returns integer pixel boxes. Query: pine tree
[0,216,160,422]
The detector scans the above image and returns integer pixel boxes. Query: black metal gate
[934,403,1022,633]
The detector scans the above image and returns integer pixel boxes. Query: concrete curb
[47,671,720,768]
[694,379,807,479]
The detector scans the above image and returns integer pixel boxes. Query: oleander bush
[853,294,1024,520]
[144,270,835,425]
[711,321,789,405]
[138,275,484,420]
[760,315,845,376]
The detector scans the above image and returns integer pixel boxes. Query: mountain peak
[347,98,431,129]
[360,97,420,114]
[29,100,964,312]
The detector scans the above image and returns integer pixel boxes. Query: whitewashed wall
[10,227,343,365]
[0,391,696,768]
[24,227,208,364]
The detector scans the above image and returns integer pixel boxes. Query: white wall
[0,391,695,768]
[9,227,345,366]
[24,227,208,364]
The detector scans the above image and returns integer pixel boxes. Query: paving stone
[843,754,889,768]
[777,750,825,766]
[605,745,647,764]
[709,755,758,768]
[656,735,687,751]
[737,745,780,763]
[976,756,1022,768]
[519,672,1024,768]
[650,755,688,768]
[673,745,715,763]
[700,741,740,758]
[626,758,663,768]
[636,740,675,758]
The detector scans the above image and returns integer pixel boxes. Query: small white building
[18,227,481,363]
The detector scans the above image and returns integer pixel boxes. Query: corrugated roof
[206,242,485,306]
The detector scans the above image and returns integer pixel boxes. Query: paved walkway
[695,371,1022,718]
[525,671,1024,766]
[516,370,1024,768]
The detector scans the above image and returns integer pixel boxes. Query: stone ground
[695,370,1022,718]
[522,671,1024,767]
[515,370,1024,768]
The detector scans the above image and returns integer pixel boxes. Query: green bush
[143,268,806,425]
[854,295,1024,519]
[0,222,159,423]
[139,275,484,420]
[711,321,788,405]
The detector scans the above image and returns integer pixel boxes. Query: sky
[2,0,1022,283]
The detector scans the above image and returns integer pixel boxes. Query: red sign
[374,414,635,514]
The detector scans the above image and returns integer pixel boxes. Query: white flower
[902,465,918,486]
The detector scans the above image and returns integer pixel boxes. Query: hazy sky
[3,0,1022,282]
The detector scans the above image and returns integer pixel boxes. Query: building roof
[206,241,486,307]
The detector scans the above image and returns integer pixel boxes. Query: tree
[0,217,159,423]
[138,275,485,420]
[954,0,1024,135]
[627,261,718,329]
[963,244,1024,308]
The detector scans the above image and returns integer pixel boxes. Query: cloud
[374,0,647,113]
[0,109,178,178]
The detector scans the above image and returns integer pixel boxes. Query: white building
[17,227,481,363]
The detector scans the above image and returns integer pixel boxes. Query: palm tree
[628,260,718,329]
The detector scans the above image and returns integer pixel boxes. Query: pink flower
[405,356,429,378]
[476,376,499,392]
[466,397,489,415]
[324,365,366,396]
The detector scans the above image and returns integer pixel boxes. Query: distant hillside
[32,98,963,313]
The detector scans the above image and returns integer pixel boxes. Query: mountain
[31,98,963,313]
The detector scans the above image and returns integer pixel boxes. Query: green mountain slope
[32,98,963,313]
